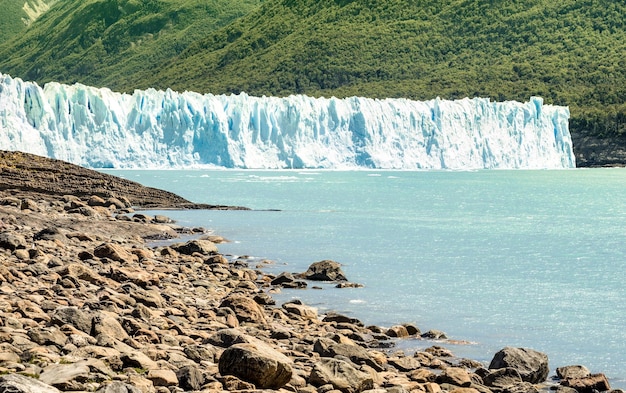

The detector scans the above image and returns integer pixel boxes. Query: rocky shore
[0,152,621,393]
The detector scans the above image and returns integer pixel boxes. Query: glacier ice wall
[0,73,575,169]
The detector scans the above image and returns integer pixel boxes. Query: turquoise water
[107,169,626,387]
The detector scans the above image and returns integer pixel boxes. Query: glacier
[0,73,575,169]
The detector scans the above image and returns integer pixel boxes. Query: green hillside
[0,0,263,89]
[0,0,625,164]
[0,0,58,42]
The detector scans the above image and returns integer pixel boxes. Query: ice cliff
[0,73,575,169]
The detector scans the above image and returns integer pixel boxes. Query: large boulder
[309,357,374,393]
[489,347,549,384]
[483,367,523,389]
[313,338,383,371]
[301,260,347,281]
[220,295,267,324]
[556,365,591,380]
[171,239,218,255]
[0,232,27,251]
[560,374,611,393]
[0,373,61,392]
[218,341,293,389]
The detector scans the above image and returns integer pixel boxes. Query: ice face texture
[0,73,574,169]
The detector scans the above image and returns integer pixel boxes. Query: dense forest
[0,0,624,165]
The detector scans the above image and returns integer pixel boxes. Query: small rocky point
[0,151,621,393]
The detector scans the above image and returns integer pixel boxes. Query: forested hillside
[0,0,625,165]
[0,0,263,89]
[0,0,58,41]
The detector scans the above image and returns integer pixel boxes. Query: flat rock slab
[0,373,61,393]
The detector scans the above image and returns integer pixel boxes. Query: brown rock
[110,267,159,287]
[310,357,374,393]
[424,382,443,393]
[488,347,549,384]
[556,365,591,380]
[283,301,318,320]
[39,362,90,390]
[220,295,267,324]
[0,373,61,393]
[386,325,409,338]
[483,367,523,388]
[408,369,436,383]
[389,356,422,372]
[218,341,293,389]
[172,239,218,255]
[147,369,178,387]
[301,260,347,281]
[437,367,472,387]
[94,243,138,263]
[561,373,611,393]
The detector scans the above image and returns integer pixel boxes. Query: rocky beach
[0,150,620,393]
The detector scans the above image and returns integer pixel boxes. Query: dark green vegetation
[0,0,262,89]
[0,0,625,165]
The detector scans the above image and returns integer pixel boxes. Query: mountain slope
[0,0,58,41]
[0,0,263,91]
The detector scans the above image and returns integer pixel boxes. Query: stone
[309,357,374,393]
[120,351,159,371]
[389,356,422,372]
[92,311,130,341]
[88,195,107,207]
[51,306,93,333]
[57,264,109,286]
[0,373,61,392]
[301,260,347,281]
[105,197,128,209]
[110,267,160,287]
[221,375,255,390]
[283,301,318,320]
[424,382,443,393]
[422,329,447,340]
[39,362,90,390]
[323,313,364,326]
[34,227,66,242]
[556,365,591,380]
[20,198,40,211]
[171,239,218,255]
[449,388,481,393]
[386,325,409,338]
[28,327,68,347]
[483,367,523,388]
[96,381,143,393]
[313,338,383,372]
[0,232,27,250]
[437,367,472,387]
[176,365,204,391]
[272,271,298,286]
[561,373,611,393]
[147,369,178,387]
[408,369,436,383]
[488,347,549,384]
[218,341,293,389]
[94,243,138,263]
[501,382,540,393]
[220,295,267,324]
[425,345,454,357]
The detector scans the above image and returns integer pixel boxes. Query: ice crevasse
[0,73,575,169]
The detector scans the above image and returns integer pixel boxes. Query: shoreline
[0,153,619,393]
